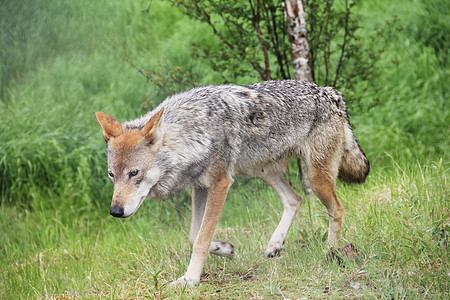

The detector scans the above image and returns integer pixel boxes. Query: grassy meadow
[0,0,448,298]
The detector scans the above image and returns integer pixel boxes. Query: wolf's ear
[141,108,164,142]
[95,112,124,142]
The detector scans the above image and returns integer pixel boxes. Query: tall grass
[0,0,213,207]
[0,0,448,298]
[1,158,447,298]
[350,0,449,162]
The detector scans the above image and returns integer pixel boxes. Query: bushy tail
[322,86,369,183]
[338,122,370,183]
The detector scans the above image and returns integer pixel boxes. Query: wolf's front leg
[190,187,235,259]
[172,172,233,287]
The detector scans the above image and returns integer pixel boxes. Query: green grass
[0,0,448,298]
[1,159,448,298]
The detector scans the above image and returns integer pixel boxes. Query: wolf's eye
[108,171,114,178]
[129,170,139,178]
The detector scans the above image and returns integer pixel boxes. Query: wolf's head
[95,109,164,218]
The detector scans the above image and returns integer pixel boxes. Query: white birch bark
[284,0,313,82]
[285,0,314,198]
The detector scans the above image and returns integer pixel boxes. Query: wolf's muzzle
[110,205,124,217]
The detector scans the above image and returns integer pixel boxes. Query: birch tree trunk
[284,0,313,82]
[284,0,314,197]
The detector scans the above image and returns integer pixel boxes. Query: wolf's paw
[209,240,235,259]
[264,241,283,257]
[326,243,361,267]
[169,276,199,288]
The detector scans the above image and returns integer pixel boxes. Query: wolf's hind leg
[309,163,344,246]
[297,158,314,201]
[189,187,208,246]
[260,167,303,257]
[190,187,235,259]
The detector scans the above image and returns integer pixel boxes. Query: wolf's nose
[110,205,124,217]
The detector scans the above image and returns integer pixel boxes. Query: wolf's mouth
[122,196,146,218]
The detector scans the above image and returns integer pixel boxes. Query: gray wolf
[95,80,369,287]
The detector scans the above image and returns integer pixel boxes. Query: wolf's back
[126,80,369,183]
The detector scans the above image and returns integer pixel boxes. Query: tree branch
[265,1,288,79]
[335,249,371,293]
[333,0,350,86]
[251,0,271,80]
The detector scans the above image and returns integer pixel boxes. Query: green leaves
[167,0,291,82]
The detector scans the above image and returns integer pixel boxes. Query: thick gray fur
[124,80,369,199]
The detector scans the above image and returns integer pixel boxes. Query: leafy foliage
[305,0,395,90]
[126,57,201,111]
[168,0,291,82]
[165,0,394,99]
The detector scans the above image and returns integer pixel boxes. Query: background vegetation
[0,0,448,298]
